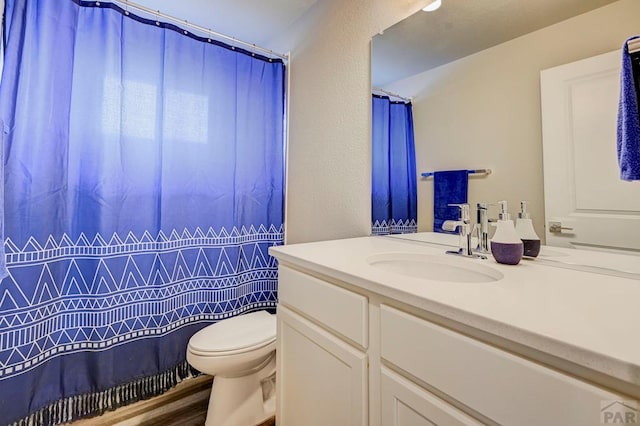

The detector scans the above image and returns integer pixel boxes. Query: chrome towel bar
[421,169,492,178]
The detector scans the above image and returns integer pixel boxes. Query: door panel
[541,50,640,252]
[381,367,481,426]
[276,305,368,426]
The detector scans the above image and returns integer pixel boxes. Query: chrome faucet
[474,203,495,254]
[442,204,487,259]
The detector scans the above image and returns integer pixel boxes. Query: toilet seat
[188,337,275,357]
[188,311,276,357]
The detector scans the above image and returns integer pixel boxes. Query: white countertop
[388,232,640,277]
[269,234,640,392]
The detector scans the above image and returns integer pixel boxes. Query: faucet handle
[447,203,470,221]
[477,202,496,210]
[476,202,497,226]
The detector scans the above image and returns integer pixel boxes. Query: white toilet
[187,310,277,426]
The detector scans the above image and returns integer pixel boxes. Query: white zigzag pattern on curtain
[0,225,283,380]
[371,219,418,235]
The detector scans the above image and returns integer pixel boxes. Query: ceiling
[129,0,317,49]
[118,0,621,83]
[372,0,620,87]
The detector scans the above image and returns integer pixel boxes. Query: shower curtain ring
[124,0,129,15]
[155,10,160,26]
[207,29,212,43]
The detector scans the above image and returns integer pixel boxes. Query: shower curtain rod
[373,88,412,102]
[109,0,289,61]
[629,38,640,54]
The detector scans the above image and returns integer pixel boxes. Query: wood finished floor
[134,400,209,426]
[68,374,276,426]
[131,409,274,426]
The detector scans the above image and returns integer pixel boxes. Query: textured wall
[386,0,640,239]
[268,0,429,244]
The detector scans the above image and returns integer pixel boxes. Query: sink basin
[366,253,503,283]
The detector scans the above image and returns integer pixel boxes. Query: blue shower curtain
[372,95,417,235]
[0,0,285,424]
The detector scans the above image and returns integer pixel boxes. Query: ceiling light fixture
[422,0,442,12]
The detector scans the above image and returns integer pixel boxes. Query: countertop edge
[271,248,640,397]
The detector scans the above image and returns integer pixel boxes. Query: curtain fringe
[9,361,200,426]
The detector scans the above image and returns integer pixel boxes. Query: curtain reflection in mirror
[372,95,417,235]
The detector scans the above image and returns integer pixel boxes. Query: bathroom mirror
[372,0,640,253]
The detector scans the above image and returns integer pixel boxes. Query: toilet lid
[189,311,276,353]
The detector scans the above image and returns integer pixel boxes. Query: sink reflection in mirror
[366,252,503,283]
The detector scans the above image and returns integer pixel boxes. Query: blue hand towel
[617,36,640,181]
[433,170,469,233]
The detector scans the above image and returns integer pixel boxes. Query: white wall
[268,0,431,244]
[386,0,640,238]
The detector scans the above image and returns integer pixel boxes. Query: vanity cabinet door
[277,305,368,426]
[381,367,481,426]
[380,304,627,426]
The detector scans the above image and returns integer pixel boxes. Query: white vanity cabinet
[380,366,481,426]
[379,305,626,426]
[276,266,369,425]
[275,262,633,426]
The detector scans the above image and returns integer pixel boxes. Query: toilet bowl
[187,311,277,426]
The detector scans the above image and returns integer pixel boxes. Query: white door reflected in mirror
[541,51,640,253]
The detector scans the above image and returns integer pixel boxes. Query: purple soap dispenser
[490,201,524,265]
[515,201,541,258]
